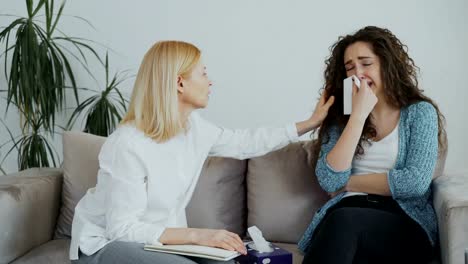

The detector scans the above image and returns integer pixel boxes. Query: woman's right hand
[351,79,378,122]
[191,228,247,255]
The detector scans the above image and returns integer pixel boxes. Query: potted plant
[0,0,119,172]
[67,52,130,137]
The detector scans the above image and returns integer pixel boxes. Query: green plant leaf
[31,0,46,18]
[50,0,65,35]
[26,0,34,18]
[66,95,99,129]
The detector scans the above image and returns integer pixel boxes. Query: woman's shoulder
[108,123,140,141]
[404,101,437,117]
[402,101,437,125]
[101,124,148,153]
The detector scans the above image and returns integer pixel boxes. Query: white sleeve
[103,143,164,246]
[196,114,299,159]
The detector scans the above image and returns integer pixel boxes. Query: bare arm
[329,173,391,197]
[346,173,391,196]
[159,228,247,254]
[159,228,197,245]
[326,80,378,171]
[326,116,365,171]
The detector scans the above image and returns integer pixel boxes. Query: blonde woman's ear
[177,76,184,93]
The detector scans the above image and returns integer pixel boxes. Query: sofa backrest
[185,157,247,235]
[246,141,328,243]
[55,131,448,243]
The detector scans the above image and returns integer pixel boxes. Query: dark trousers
[302,194,435,264]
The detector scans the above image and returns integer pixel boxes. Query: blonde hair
[121,41,201,142]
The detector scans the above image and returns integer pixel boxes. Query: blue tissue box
[235,243,292,264]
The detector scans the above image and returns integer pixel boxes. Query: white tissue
[343,75,361,115]
[247,226,274,253]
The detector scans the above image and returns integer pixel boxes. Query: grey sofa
[1,131,467,264]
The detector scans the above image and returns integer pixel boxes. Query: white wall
[1,0,467,174]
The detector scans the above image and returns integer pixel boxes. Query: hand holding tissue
[235,226,292,264]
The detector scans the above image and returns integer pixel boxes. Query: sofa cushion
[246,141,329,243]
[11,239,70,264]
[54,132,106,238]
[433,171,468,264]
[0,169,62,264]
[186,157,247,235]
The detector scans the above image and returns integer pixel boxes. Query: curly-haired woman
[299,26,447,264]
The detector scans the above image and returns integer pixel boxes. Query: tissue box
[235,243,292,264]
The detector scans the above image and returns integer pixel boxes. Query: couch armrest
[0,168,63,264]
[433,170,468,264]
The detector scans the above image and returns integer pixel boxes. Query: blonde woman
[70,41,334,264]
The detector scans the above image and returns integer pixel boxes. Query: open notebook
[144,244,241,261]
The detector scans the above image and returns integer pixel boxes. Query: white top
[69,112,299,260]
[343,124,399,197]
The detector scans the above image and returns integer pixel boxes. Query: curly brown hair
[312,26,447,167]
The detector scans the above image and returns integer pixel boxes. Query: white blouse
[343,124,399,198]
[69,112,299,260]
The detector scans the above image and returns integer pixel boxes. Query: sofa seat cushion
[247,141,329,243]
[11,239,70,264]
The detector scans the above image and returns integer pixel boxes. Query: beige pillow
[246,141,329,243]
[54,131,106,238]
[186,157,247,236]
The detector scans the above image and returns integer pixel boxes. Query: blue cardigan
[298,101,439,253]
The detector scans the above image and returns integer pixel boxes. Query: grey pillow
[54,131,106,239]
[186,157,247,236]
[246,141,329,243]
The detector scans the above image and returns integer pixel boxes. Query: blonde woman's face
[179,61,212,109]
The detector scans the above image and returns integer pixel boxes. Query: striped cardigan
[298,101,439,252]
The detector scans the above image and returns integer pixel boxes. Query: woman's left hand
[309,92,335,129]
[296,92,334,136]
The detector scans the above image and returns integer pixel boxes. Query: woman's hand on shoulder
[310,92,335,128]
[297,92,335,136]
